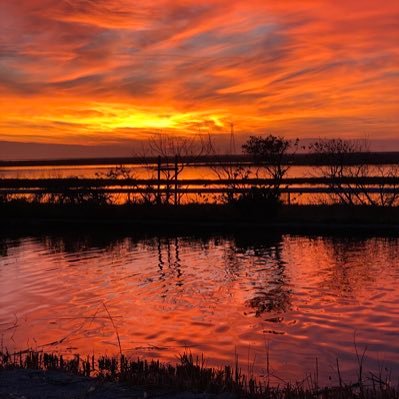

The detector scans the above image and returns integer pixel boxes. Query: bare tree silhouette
[309,138,399,206]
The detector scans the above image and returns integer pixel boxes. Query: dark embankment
[1,202,399,234]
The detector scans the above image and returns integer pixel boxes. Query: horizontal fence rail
[1,177,399,188]
[2,188,399,195]
[1,178,399,200]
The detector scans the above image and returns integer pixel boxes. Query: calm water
[1,232,399,383]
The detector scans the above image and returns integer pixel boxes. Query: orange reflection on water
[1,233,399,383]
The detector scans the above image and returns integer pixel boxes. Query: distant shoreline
[1,151,399,167]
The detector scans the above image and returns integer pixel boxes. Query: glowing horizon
[0,0,398,148]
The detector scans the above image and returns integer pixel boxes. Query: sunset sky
[1,0,398,158]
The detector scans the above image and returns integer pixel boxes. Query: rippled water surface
[1,232,398,383]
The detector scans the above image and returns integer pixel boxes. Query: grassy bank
[1,202,399,233]
[1,350,398,398]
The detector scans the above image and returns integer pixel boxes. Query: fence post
[174,155,178,206]
[157,155,161,205]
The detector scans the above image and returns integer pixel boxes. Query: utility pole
[229,122,236,154]
[157,155,161,205]
[174,154,178,206]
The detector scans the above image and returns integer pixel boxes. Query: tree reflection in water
[0,237,23,258]
[0,239,9,257]
[157,237,183,299]
[2,231,397,324]
[230,233,292,319]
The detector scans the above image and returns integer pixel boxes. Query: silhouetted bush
[242,134,298,203]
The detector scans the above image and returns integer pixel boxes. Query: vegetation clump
[1,350,398,398]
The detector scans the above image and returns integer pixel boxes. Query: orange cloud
[0,0,398,148]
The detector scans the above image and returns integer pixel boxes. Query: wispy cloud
[0,0,398,146]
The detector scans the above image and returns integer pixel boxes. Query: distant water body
[0,164,315,179]
[1,232,398,384]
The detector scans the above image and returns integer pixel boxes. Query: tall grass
[1,349,398,398]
